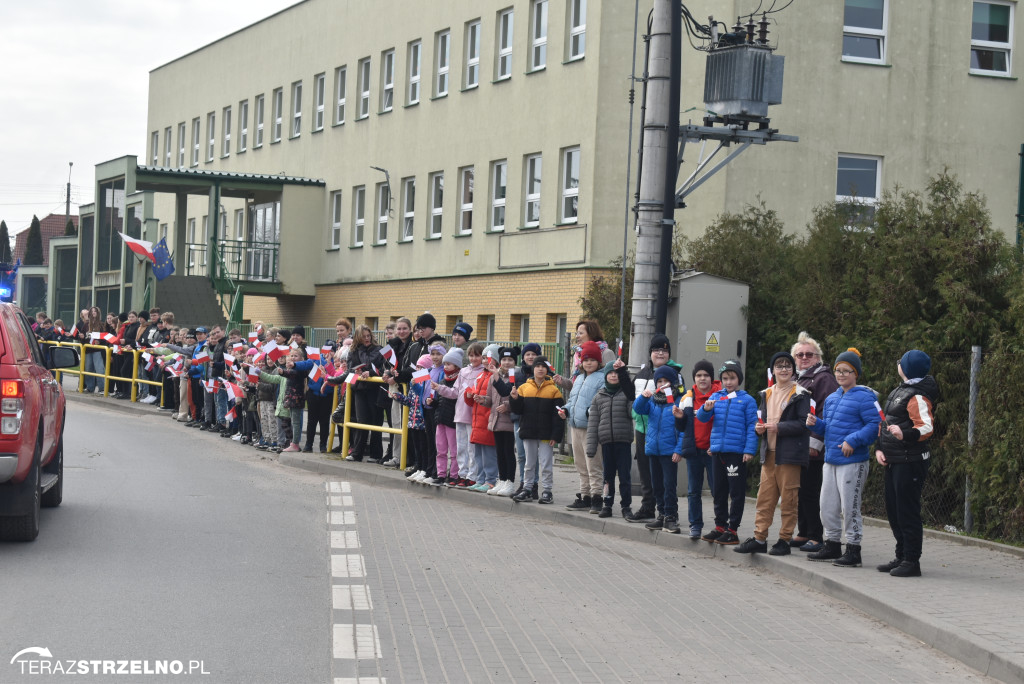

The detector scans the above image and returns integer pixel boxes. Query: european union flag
[153,238,175,281]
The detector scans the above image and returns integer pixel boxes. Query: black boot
[565,493,590,511]
[645,515,665,531]
[889,560,922,577]
[808,539,843,562]
[598,506,613,518]
[626,507,656,524]
[832,543,862,568]
[877,557,903,573]
[589,496,603,514]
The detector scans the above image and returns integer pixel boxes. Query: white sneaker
[409,470,424,482]
[232,433,243,441]
[499,480,514,496]
[423,476,439,486]
[487,480,503,495]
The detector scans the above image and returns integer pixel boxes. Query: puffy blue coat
[695,389,758,455]
[565,362,611,428]
[632,393,683,457]
[814,385,880,464]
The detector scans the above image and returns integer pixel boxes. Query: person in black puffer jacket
[875,350,939,578]
[585,363,634,518]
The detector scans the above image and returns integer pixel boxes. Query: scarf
[604,382,621,395]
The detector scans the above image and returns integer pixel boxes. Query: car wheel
[0,442,41,542]
[41,433,63,508]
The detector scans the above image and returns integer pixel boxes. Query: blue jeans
[474,443,497,485]
[512,417,526,480]
[685,449,714,530]
[85,351,105,392]
[289,407,304,446]
[601,441,632,510]
[216,389,228,426]
[649,453,679,518]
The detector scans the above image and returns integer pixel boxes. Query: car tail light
[1,380,23,434]
[1,380,23,398]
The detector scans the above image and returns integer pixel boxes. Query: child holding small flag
[278,346,313,452]
[303,343,334,453]
[483,347,520,496]
[804,348,881,567]
[257,354,291,453]
[696,360,759,545]
[434,342,486,486]
[255,354,281,451]
[463,344,501,491]
[676,360,720,538]
[632,365,685,533]
[430,348,463,485]
[390,354,434,482]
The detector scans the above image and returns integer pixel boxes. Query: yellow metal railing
[326,377,409,469]
[42,341,173,408]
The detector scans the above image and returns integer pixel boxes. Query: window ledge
[253,144,263,150]
[349,244,364,250]
[312,127,324,134]
[487,228,506,235]
[371,241,388,248]
[430,93,448,101]
[270,139,281,145]
[325,247,341,252]
[397,238,414,244]
[460,84,479,93]
[289,134,300,140]
[377,109,393,116]
[355,115,369,122]
[404,101,420,109]
[554,220,579,227]
[840,57,891,67]
[237,149,247,155]
[332,121,345,128]
[220,154,230,159]
[492,75,512,85]
[518,225,540,231]
[424,235,442,241]
[562,55,585,65]
[525,66,547,75]
[454,231,473,238]
[968,71,1017,80]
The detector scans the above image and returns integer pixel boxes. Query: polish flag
[371,362,380,376]
[321,345,333,357]
[248,331,259,343]
[508,367,516,382]
[225,356,235,369]
[757,409,765,424]
[767,367,774,387]
[617,339,623,358]
[223,381,244,402]
[267,345,287,362]
[90,331,100,341]
[231,342,245,350]
[411,368,431,385]
[380,344,395,364]
[873,400,886,421]
[112,344,120,355]
[809,398,817,416]
[194,349,210,363]
[255,324,264,334]
[345,373,359,386]
[544,361,556,374]
[253,352,266,366]
[225,406,238,421]
[204,379,216,393]
[726,391,738,400]
[306,346,321,361]
[261,339,278,353]
[118,231,155,262]
[69,323,80,338]
[308,364,325,383]
[247,366,260,383]
[290,341,299,349]
[663,386,674,403]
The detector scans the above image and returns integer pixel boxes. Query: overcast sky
[0,0,299,236]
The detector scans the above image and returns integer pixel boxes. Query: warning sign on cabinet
[705,331,720,353]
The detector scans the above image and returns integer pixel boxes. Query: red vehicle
[0,303,79,541]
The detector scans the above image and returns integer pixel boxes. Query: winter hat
[416,313,437,330]
[246,347,259,356]
[442,348,464,366]
[428,343,447,355]
[719,359,744,385]
[899,350,931,380]
[834,347,863,377]
[653,365,679,386]
[769,351,796,371]
[649,334,672,354]
[118,312,128,323]
[195,326,208,334]
[580,341,602,362]
[532,355,552,373]
[291,325,305,339]
[498,346,521,362]
[522,342,542,357]
[452,322,473,339]
[416,354,432,369]
[692,359,715,381]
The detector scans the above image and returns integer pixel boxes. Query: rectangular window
[407,41,421,105]
[560,146,580,223]
[465,20,481,89]
[486,315,495,341]
[490,160,507,231]
[234,209,244,240]
[206,112,216,161]
[330,190,342,248]
[313,73,325,131]
[254,94,265,147]
[836,154,882,223]
[520,315,530,342]
[530,0,548,70]
[290,81,302,137]
[358,58,371,119]
[272,88,283,142]
[334,66,347,124]
[524,154,542,227]
[150,131,159,166]
[375,183,390,244]
[435,30,450,96]
[381,50,395,112]
[458,167,474,235]
[352,185,365,247]
[568,0,587,59]
[238,100,248,152]
[177,122,186,167]
[429,172,444,238]
[842,0,887,64]
[496,8,514,79]
[160,223,168,242]
[201,215,209,265]
[222,106,232,156]
[971,1,1013,75]
[163,126,172,166]
[191,118,200,166]
[187,218,197,266]
[401,177,415,241]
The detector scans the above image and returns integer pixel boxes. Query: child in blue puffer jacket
[632,365,685,533]
[696,359,758,545]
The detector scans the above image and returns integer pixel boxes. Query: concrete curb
[280,453,1024,684]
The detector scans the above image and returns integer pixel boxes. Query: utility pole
[629,0,679,369]
[65,162,73,232]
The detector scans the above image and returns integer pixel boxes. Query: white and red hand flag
[873,400,886,421]
[411,368,431,385]
[225,356,235,369]
[321,345,333,357]
[248,331,259,344]
[204,379,216,393]
[225,406,238,421]
[380,344,395,364]
[809,398,817,416]
[247,366,260,383]
[308,364,325,383]
[118,231,155,262]
[757,409,765,424]
[617,339,623,358]
[508,367,516,382]
[726,391,738,400]
[663,386,674,403]
[194,349,210,363]
[345,373,359,386]
[306,346,321,361]
[767,367,774,387]
[267,345,287,362]
[223,381,244,402]
[69,323,79,338]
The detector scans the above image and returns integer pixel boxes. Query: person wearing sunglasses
[790,332,840,553]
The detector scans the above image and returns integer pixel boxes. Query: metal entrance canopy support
[675,123,798,206]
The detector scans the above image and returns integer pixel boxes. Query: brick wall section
[242,268,615,343]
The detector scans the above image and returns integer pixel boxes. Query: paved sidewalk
[284,452,1024,683]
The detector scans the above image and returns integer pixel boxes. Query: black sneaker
[645,516,664,531]
[620,507,633,519]
[302,446,313,453]
[877,558,903,573]
[663,517,681,534]
[589,498,603,515]
[598,506,612,518]
[769,540,792,556]
[512,487,533,503]
[715,531,740,545]
[832,544,862,568]
[734,537,767,553]
[565,494,590,511]
[626,508,656,524]
[538,490,553,504]
[808,540,843,562]
[701,528,725,542]
[889,560,921,577]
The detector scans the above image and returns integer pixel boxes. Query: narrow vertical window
[381,50,395,112]
[560,147,580,223]
[206,112,216,161]
[429,172,444,238]
[836,154,882,224]
[971,1,1013,75]
[330,191,342,248]
[465,20,481,89]
[254,95,265,147]
[407,41,421,105]
[568,0,587,60]
[353,186,366,246]
[234,209,244,240]
[164,127,172,166]
[491,160,507,231]
[435,30,450,97]
[314,73,325,131]
[222,107,232,156]
[238,100,248,152]
[524,154,542,227]
[842,0,887,64]
[334,66,347,124]
[496,9,514,80]
[272,88,283,142]
[401,177,415,241]
[358,58,371,118]
[530,0,548,70]
[150,131,159,166]
[459,167,474,235]
[291,81,302,137]
[177,122,186,167]
[375,183,390,243]
[519,315,530,342]
[191,118,200,166]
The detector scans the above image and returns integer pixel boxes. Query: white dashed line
[333,624,381,659]
[331,530,360,548]
[334,677,386,684]
[333,585,373,610]
[328,495,355,507]
[330,510,357,525]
